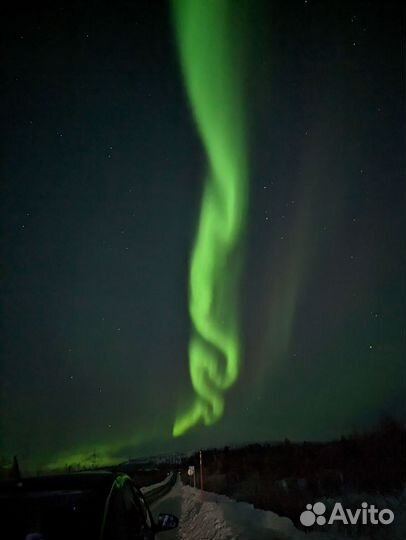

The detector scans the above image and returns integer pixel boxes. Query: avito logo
[300,501,394,527]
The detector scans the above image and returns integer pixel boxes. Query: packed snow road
[150,475,331,540]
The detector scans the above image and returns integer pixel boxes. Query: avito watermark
[300,501,394,527]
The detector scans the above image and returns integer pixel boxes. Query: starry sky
[1,0,405,469]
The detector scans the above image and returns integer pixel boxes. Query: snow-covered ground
[152,475,406,540]
[152,475,335,540]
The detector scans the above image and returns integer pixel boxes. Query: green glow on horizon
[41,432,146,472]
[38,419,172,471]
[172,0,249,436]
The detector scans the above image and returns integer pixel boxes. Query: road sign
[187,465,195,476]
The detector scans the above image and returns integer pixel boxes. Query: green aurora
[171,0,250,437]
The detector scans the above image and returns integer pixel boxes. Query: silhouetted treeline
[183,418,406,525]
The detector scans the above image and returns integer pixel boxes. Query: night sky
[1,0,405,469]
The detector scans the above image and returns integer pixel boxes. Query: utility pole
[199,450,204,491]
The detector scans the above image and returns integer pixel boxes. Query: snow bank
[177,480,334,540]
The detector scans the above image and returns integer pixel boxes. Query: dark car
[0,470,178,540]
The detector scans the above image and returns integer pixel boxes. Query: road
[151,485,182,540]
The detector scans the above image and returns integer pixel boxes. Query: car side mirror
[156,513,179,532]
